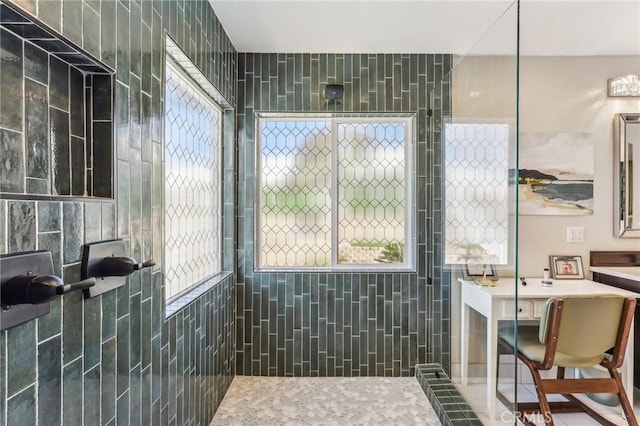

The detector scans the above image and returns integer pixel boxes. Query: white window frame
[255,115,415,272]
[162,54,223,303]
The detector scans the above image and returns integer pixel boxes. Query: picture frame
[461,264,498,281]
[549,255,584,279]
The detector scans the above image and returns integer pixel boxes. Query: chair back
[539,295,634,361]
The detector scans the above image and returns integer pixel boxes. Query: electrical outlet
[566,226,584,243]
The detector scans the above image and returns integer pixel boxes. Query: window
[163,57,222,302]
[257,116,413,270]
[444,123,511,265]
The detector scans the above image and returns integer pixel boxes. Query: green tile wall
[0,3,114,199]
[0,0,237,424]
[236,53,452,376]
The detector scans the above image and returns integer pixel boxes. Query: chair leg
[520,356,555,426]
[530,368,554,425]
[556,366,565,379]
[608,367,638,426]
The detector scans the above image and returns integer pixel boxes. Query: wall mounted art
[518,132,594,215]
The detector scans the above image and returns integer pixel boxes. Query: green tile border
[415,363,483,426]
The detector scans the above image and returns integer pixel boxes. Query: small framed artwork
[549,255,584,279]
[461,264,498,281]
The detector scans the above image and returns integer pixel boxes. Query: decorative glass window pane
[259,120,332,267]
[336,122,405,265]
[164,59,222,301]
[257,117,412,269]
[444,123,510,265]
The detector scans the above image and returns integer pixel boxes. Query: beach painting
[518,132,594,215]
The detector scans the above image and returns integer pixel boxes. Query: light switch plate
[566,226,585,243]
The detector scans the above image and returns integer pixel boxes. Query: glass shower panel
[439,1,520,423]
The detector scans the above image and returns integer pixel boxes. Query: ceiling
[210,0,640,56]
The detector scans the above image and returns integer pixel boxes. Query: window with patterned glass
[444,123,511,265]
[163,57,222,302]
[257,116,413,269]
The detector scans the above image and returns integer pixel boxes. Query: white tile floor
[211,376,441,425]
[457,381,639,425]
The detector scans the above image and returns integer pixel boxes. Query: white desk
[459,277,637,420]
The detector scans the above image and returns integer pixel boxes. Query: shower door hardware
[0,251,96,331]
[81,238,155,298]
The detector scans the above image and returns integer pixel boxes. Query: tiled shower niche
[0,2,114,199]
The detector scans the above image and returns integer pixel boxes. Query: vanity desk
[591,251,640,386]
[459,276,636,419]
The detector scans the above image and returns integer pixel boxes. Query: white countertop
[591,266,640,282]
[459,277,638,298]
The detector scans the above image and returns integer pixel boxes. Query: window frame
[255,114,415,272]
[162,55,224,304]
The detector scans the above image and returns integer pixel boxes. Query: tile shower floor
[211,376,441,425]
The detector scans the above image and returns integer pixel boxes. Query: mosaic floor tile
[211,376,441,425]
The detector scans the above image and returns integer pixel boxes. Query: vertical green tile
[101,337,117,423]
[36,234,60,276]
[0,129,25,193]
[0,202,6,255]
[130,0,142,77]
[84,202,102,244]
[38,202,61,232]
[116,1,130,84]
[62,0,82,45]
[62,289,83,364]
[62,358,82,425]
[116,315,130,395]
[38,296,62,341]
[100,0,117,68]
[117,161,130,236]
[92,121,113,198]
[83,2,101,59]
[8,201,36,253]
[130,364,141,425]
[37,336,61,425]
[62,202,83,263]
[0,28,24,131]
[0,333,4,426]
[83,365,100,425]
[6,320,36,397]
[24,42,47,85]
[50,108,70,195]
[130,293,141,366]
[116,390,129,426]
[84,296,102,371]
[7,385,35,426]
[24,79,48,179]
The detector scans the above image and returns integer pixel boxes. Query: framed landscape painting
[518,132,594,215]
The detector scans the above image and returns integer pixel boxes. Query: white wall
[518,56,640,277]
[450,55,640,377]
[452,55,640,277]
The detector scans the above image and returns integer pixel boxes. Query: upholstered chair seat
[496,295,638,426]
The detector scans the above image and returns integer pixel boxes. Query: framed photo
[461,264,498,281]
[549,255,584,279]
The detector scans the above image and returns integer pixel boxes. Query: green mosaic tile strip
[415,363,483,426]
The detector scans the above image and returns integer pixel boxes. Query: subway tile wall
[0,0,237,425]
[236,53,452,376]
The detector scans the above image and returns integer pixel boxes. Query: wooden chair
[497,295,638,426]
